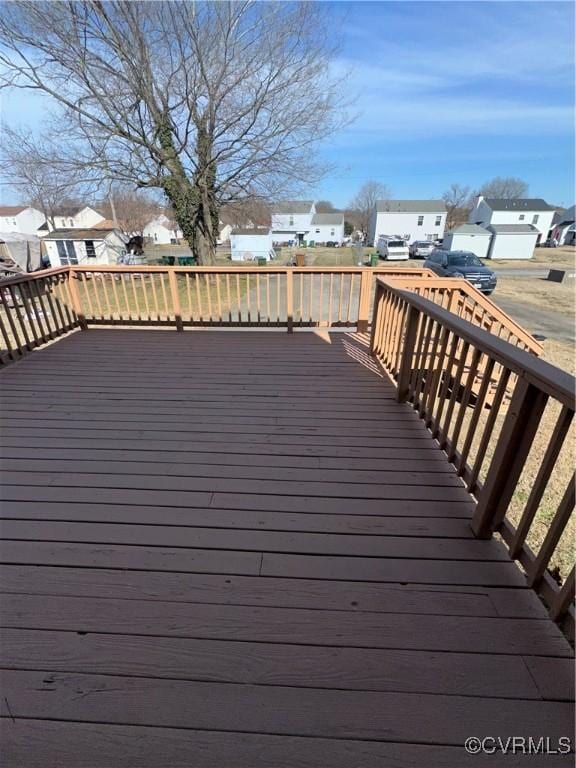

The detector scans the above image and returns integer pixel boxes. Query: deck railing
[371,277,575,631]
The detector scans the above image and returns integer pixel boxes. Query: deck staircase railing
[371,277,575,633]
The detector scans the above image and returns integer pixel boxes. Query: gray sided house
[369,200,446,246]
[271,201,315,245]
[309,212,345,245]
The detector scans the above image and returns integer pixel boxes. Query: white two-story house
[0,205,46,235]
[309,212,345,245]
[368,200,446,246]
[271,201,316,245]
[468,197,555,246]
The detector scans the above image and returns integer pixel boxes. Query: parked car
[376,235,409,260]
[409,240,435,259]
[424,249,497,295]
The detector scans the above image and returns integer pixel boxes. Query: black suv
[424,250,497,295]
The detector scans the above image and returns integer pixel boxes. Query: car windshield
[448,253,483,267]
[416,242,432,247]
[388,241,405,247]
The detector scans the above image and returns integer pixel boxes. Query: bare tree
[0,1,348,264]
[478,177,529,199]
[98,187,161,235]
[442,183,472,230]
[348,181,392,238]
[315,200,336,213]
[0,126,85,228]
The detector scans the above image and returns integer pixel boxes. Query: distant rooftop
[451,224,491,235]
[376,200,446,213]
[311,213,344,226]
[483,198,554,212]
[488,224,540,234]
[0,206,28,216]
[43,227,118,240]
[230,227,270,236]
[272,201,314,215]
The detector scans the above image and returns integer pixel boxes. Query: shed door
[56,240,78,265]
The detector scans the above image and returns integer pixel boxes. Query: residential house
[143,215,183,245]
[309,213,345,245]
[0,205,46,236]
[468,197,555,246]
[550,205,575,246]
[37,205,106,233]
[368,200,446,246]
[486,224,540,260]
[42,228,127,267]
[218,222,233,244]
[271,201,316,245]
[230,228,274,262]
[443,224,492,260]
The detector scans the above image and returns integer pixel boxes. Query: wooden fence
[371,277,575,631]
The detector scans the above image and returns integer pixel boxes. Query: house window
[315,228,320,233]
[417,216,424,226]
[330,228,335,237]
[426,234,436,241]
[289,216,294,226]
[519,214,525,220]
[69,219,74,227]
[435,216,442,226]
[56,240,78,265]
[532,214,539,224]
[85,240,96,258]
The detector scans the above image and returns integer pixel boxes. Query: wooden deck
[0,329,573,767]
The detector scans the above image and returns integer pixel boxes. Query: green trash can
[177,256,195,266]
[370,253,379,267]
[257,257,267,267]
[162,255,176,266]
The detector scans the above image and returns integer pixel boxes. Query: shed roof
[272,201,314,215]
[43,228,118,240]
[231,228,271,236]
[376,200,446,213]
[450,224,491,236]
[488,224,539,234]
[0,206,28,216]
[311,213,344,226]
[483,198,554,212]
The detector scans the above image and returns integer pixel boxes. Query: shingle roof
[0,206,28,216]
[451,224,491,235]
[483,198,554,212]
[272,201,314,215]
[311,213,344,226]
[376,200,446,213]
[488,224,539,234]
[230,227,270,236]
[43,228,118,240]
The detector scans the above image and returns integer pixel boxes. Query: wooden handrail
[370,278,576,631]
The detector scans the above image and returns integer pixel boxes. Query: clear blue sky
[1,1,574,208]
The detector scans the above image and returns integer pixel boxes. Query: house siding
[469,200,554,245]
[443,231,491,259]
[0,208,46,236]
[370,211,446,246]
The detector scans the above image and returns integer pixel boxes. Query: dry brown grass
[488,245,576,271]
[494,276,575,318]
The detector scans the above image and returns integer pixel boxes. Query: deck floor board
[0,330,573,766]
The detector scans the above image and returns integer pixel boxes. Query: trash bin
[162,256,175,266]
[257,257,267,266]
[295,252,306,267]
[370,253,379,267]
[177,256,196,266]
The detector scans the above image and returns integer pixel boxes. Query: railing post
[67,269,88,330]
[286,269,293,334]
[396,305,420,403]
[357,269,373,333]
[168,269,183,332]
[369,281,383,353]
[471,377,548,538]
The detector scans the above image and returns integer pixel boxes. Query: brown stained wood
[0,628,542,699]
[0,521,506,560]
[0,328,573,756]
[1,594,570,655]
[0,502,475,536]
[1,670,573,744]
[6,721,575,768]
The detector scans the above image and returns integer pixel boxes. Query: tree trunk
[157,115,218,266]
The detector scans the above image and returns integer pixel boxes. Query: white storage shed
[486,224,539,260]
[230,228,274,262]
[443,224,492,260]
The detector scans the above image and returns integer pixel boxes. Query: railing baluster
[527,475,575,588]
[509,406,574,558]
[396,305,421,403]
[550,567,575,622]
[457,357,495,475]
[286,269,293,333]
[168,270,183,331]
[471,377,548,538]
[159,273,169,320]
[446,347,482,462]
